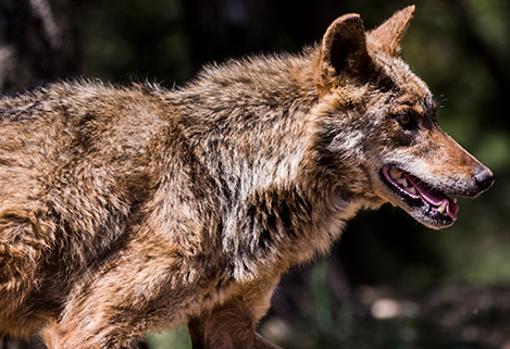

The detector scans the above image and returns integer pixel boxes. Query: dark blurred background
[0,0,509,348]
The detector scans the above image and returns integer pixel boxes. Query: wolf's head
[312,6,494,229]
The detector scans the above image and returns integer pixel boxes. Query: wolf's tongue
[404,173,458,220]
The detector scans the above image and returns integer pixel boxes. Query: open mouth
[380,165,459,226]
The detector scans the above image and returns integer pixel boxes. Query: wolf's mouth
[380,165,459,225]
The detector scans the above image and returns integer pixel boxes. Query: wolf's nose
[474,168,495,192]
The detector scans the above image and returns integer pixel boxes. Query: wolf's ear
[368,5,415,56]
[317,13,371,90]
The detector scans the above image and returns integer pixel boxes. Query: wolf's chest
[219,195,362,283]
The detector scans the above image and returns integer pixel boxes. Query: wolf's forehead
[374,53,432,102]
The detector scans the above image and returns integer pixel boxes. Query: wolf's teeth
[437,202,447,214]
[453,198,458,203]
[397,177,408,187]
[408,187,418,195]
[389,167,401,179]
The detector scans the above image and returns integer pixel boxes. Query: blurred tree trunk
[0,0,80,94]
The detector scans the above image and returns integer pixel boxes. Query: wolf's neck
[171,47,371,212]
[166,50,368,279]
[174,49,320,186]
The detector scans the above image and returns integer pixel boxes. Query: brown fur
[0,6,493,348]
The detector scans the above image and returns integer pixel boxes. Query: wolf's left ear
[368,5,415,56]
[317,13,371,90]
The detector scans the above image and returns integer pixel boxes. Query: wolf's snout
[474,167,495,192]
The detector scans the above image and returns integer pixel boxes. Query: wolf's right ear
[317,14,371,91]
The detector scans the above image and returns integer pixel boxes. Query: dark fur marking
[0,101,40,122]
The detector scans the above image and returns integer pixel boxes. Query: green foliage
[145,328,191,349]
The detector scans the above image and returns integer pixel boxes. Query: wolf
[0,5,494,349]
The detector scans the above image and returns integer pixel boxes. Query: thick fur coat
[0,6,493,349]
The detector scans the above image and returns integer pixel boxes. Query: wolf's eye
[396,112,417,130]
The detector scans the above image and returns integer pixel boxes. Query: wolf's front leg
[40,233,198,349]
[0,209,50,315]
[188,277,282,349]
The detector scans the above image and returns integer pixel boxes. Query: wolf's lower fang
[437,202,447,214]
